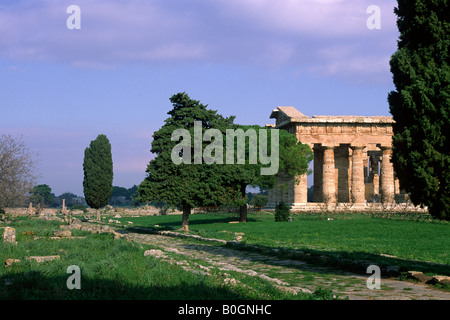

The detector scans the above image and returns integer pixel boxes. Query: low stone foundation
[265,202,428,213]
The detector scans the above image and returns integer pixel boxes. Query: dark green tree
[30,184,54,207]
[228,125,313,222]
[109,186,129,205]
[83,134,113,220]
[138,92,238,231]
[249,194,268,208]
[388,0,449,219]
[274,201,290,222]
[127,185,138,200]
[55,192,79,208]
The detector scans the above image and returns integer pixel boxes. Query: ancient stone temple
[266,106,410,211]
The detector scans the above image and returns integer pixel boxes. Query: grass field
[115,212,450,276]
[0,217,324,300]
[1,211,449,299]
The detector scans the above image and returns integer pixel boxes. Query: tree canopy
[138,92,239,230]
[388,0,449,219]
[0,134,38,218]
[138,93,314,228]
[225,124,313,222]
[30,184,54,207]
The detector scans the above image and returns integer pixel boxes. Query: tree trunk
[97,209,101,221]
[239,185,247,223]
[180,201,191,231]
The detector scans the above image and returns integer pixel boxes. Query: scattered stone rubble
[407,271,450,286]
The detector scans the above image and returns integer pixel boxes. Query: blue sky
[0,0,399,196]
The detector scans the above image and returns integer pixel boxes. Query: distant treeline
[28,184,140,208]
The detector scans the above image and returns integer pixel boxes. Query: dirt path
[118,229,450,300]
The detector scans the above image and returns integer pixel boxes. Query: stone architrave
[350,146,365,204]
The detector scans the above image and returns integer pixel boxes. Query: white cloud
[0,0,398,82]
[0,0,203,64]
[215,0,390,37]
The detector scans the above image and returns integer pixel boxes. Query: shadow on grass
[220,242,450,279]
[258,245,446,276]
[122,226,450,280]
[0,271,246,300]
[151,216,259,230]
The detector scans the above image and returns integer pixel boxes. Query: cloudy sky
[0,0,399,196]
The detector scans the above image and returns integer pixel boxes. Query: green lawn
[0,218,320,300]
[117,212,450,275]
[2,212,448,299]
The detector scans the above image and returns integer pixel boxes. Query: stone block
[427,276,450,286]
[5,258,21,267]
[407,271,433,283]
[53,230,72,238]
[26,255,61,263]
[3,227,17,244]
[144,249,167,259]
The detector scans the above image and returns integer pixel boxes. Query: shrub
[154,201,169,215]
[249,194,268,208]
[71,204,87,213]
[275,201,290,222]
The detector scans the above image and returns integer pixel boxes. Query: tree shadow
[148,216,259,230]
[112,219,450,298]
[0,270,247,300]
[183,241,450,279]
[121,224,449,279]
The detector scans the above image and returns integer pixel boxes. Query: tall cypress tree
[388,0,449,219]
[83,134,113,221]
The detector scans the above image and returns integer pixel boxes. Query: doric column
[294,174,308,204]
[394,178,400,195]
[373,174,380,196]
[379,146,395,203]
[350,146,365,203]
[322,146,336,204]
